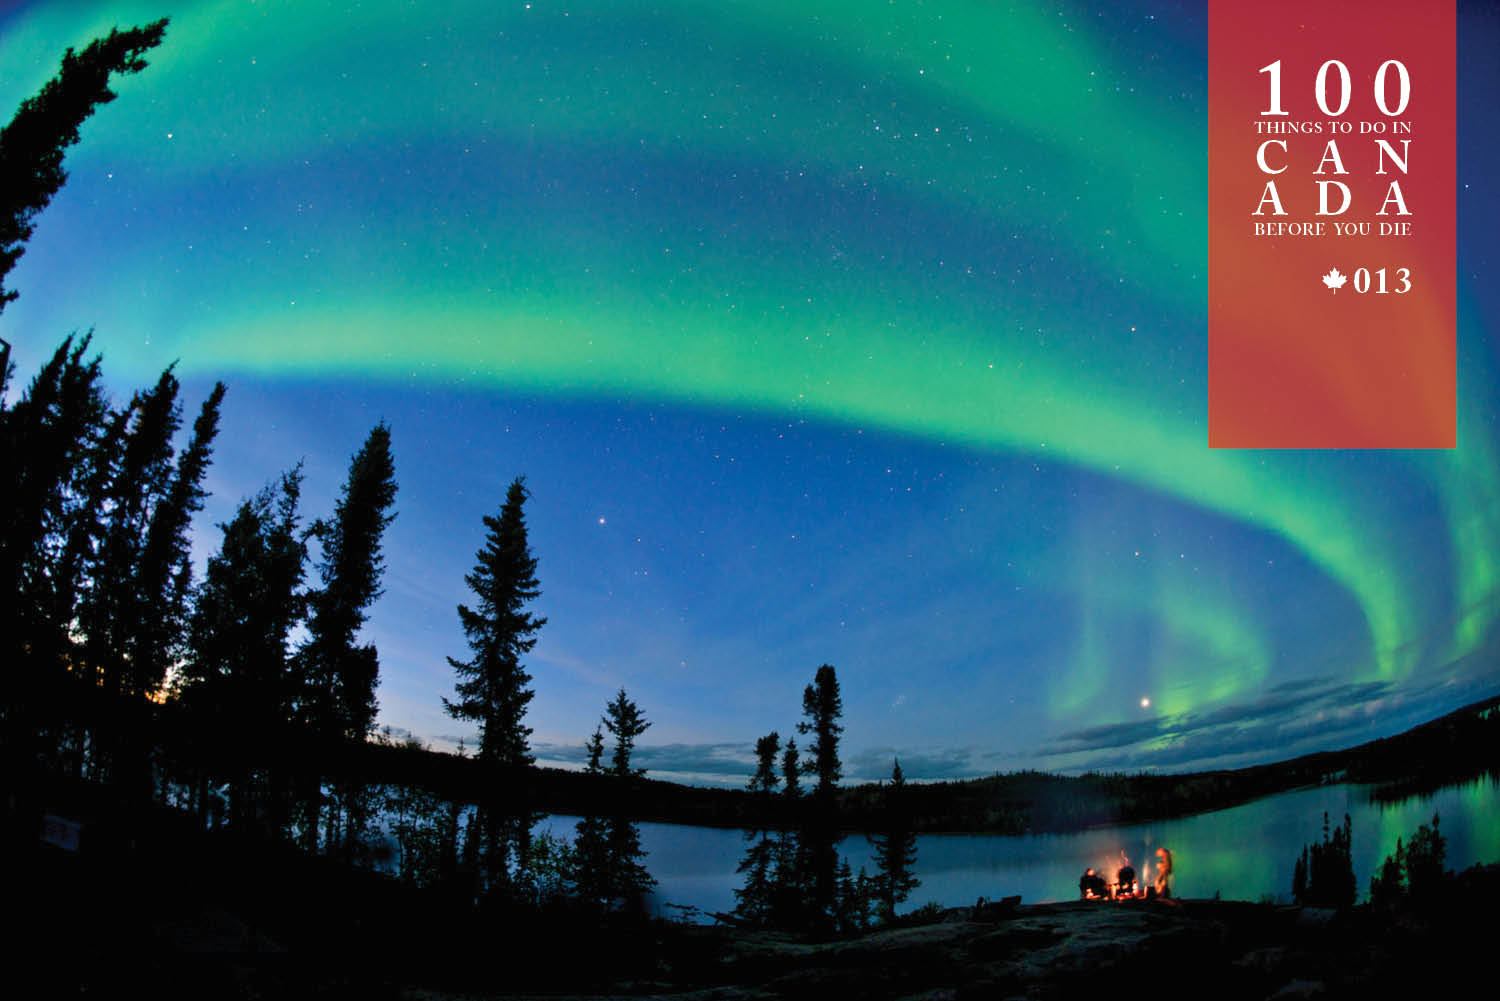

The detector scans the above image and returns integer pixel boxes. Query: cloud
[844,745,994,782]
[1036,678,1406,771]
[427,733,478,753]
[411,671,1498,784]
[531,740,756,781]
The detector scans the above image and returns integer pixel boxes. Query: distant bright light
[1140,697,1151,708]
[598,517,606,525]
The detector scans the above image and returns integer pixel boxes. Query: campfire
[1080,852,1153,901]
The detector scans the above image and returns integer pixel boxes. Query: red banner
[1208,0,1455,448]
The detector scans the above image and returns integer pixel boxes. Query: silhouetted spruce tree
[0,336,108,762]
[797,664,843,928]
[75,367,182,786]
[1,337,99,641]
[733,731,781,925]
[871,758,920,922]
[1,18,170,780]
[573,725,611,907]
[769,737,806,924]
[1403,812,1447,902]
[45,398,131,752]
[298,423,397,853]
[0,20,168,313]
[1368,812,1448,909]
[174,468,306,832]
[442,476,545,896]
[781,738,802,799]
[1330,812,1356,909]
[122,380,225,804]
[1292,812,1356,909]
[7,356,222,798]
[1369,837,1405,909]
[77,368,177,693]
[602,688,656,902]
[0,15,171,783]
[130,381,225,698]
[833,857,866,932]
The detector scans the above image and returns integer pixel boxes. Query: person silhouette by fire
[1079,867,1108,899]
[1155,847,1174,899]
[1116,852,1137,897]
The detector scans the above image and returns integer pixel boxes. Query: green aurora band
[2,0,1496,726]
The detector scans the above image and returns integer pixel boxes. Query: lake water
[537,778,1500,919]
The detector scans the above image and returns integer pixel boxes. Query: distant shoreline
[350,690,1500,836]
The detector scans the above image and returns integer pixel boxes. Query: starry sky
[2,0,1498,785]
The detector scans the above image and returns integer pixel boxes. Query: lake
[537,777,1500,919]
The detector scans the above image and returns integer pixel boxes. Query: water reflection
[537,777,1500,920]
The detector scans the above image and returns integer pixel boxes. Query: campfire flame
[1084,853,1153,900]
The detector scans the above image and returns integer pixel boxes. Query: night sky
[3,0,1498,785]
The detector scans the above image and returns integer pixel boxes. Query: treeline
[5,17,1498,946]
[1,333,400,854]
[840,692,1500,835]
[2,335,228,796]
[1,334,668,916]
[1,16,675,924]
[305,689,1500,840]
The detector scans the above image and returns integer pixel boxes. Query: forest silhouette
[4,15,1500,998]
[0,18,922,947]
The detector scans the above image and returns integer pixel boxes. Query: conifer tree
[574,725,611,906]
[70,368,189,792]
[443,476,545,894]
[2,338,103,635]
[176,469,305,830]
[130,381,225,697]
[1292,812,1356,909]
[799,665,844,793]
[0,20,169,312]
[1403,812,1446,901]
[298,423,397,852]
[0,336,108,751]
[1369,837,1405,909]
[854,866,877,928]
[797,664,844,928]
[0,17,171,768]
[604,688,650,779]
[770,737,805,923]
[602,688,655,901]
[1369,812,1448,908]
[733,731,781,924]
[781,738,802,800]
[44,393,130,775]
[871,758,920,922]
[833,857,862,932]
[78,367,181,707]
[302,423,397,742]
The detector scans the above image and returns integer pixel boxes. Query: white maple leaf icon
[1321,267,1348,292]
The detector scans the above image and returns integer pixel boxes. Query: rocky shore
[452,868,1496,1001]
[12,792,1494,1000]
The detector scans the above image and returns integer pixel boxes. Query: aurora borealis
[2,1,1497,783]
